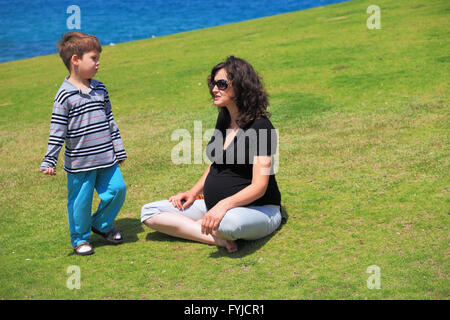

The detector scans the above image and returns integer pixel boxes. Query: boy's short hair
[57,32,102,71]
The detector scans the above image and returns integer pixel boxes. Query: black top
[203,116,281,210]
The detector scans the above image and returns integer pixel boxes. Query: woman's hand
[169,192,195,210]
[201,201,228,235]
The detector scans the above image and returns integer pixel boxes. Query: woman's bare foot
[193,220,238,253]
[225,240,238,253]
[213,235,237,253]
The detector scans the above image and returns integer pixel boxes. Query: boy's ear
[71,54,80,66]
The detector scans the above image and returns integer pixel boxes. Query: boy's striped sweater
[40,78,127,173]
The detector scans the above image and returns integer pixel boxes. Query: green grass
[0,0,448,299]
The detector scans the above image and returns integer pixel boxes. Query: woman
[141,56,281,253]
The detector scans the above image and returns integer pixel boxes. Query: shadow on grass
[143,206,289,258]
[90,217,145,248]
[209,205,289,259]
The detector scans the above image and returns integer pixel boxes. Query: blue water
[0,0,346,63]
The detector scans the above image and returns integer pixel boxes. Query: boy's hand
[40,168,56,175]
[118,160,125,165]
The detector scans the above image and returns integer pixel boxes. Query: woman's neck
[226,103,240,129]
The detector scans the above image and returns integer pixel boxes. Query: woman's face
[212,68,235,108]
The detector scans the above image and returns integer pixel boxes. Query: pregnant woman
[141,56,282,253]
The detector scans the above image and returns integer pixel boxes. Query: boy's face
[72,50,100,79]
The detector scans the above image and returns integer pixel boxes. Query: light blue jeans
[141,199,281,241]
[67,164,126,247]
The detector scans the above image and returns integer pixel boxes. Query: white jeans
[141,199,281,241]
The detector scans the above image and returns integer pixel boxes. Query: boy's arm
[104,88,127,162]
[40,93,69,173]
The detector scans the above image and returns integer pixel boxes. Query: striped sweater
[40,78,127,173]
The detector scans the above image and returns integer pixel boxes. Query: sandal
[92,227,123,244]
[73,242,94,256]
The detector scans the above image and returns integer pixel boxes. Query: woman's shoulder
[248,116,275,130]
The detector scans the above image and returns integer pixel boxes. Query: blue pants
[67,164,126,247]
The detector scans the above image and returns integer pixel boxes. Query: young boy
[40,32,127,256]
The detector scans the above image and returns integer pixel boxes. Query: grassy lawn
[0,0,448,299]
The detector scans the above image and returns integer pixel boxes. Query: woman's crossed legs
[141,199,281,253]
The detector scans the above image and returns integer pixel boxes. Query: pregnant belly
[203,174,251,210]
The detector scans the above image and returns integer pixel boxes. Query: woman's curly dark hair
[207,56,271,129]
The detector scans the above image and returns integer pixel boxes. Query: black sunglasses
[211,79,229,90]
